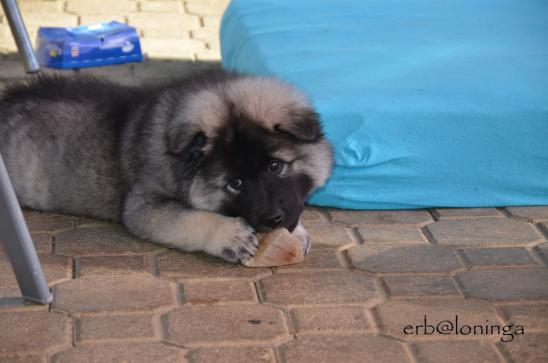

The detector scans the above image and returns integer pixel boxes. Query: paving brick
[0,25,38,50]
[164,305,288,345]
[457,267,548,301]
[348,245,462,273]
[78,255,149,277]
[0,296,50,313]
[0,311,69,354]
[76,313,155,341]
[24,13,78,28]
[383,276,460,297]
[188,347,275,363]
[534,242,548,263]
[0,355,44,363]
[499,303,548,332]
[139,1,184,12]
[23,211,73,232]
[157,250,272,280]
[500,333,548,363]
[289,306,370,333]
[31,233,53,253]
[259,271,379,305]
[66,0,137,15]
[537,222,548,241]
[331,209,432,225]
[0,254,71,289]
[300,207,327,222]
[52,275,175,313]
[0,35,17,53]
[37,255,71,282]
[183,280,257,304]
[194,49,222,61]
[413,340,502,363]
[55,225,161,257]
[506,206,548,222]
[0,232,51,255]
[140,38,196,59]
[79,15,127,26]
[128,13,200,35]
[190,28,220,45]
[19,1,64,13]
[133,59,218,79]
[77,64,133,78]
[51,343,185,363]
[201,15,222,29]
[304,222,354,248]
[140,27,189,38]
[75,217,114,228]
[373,298,500,340]
[434,208,500,219]
[116,77,145,86]
[0,287,25,299]
[461,247,538,267]
[185,1,229,16]
[0,59,26,79]
[206,40,220,52]
[428,219,541,247]
[4,29,34,49]
[279,335,409,363]
[539,223,548,240]
[177,38,208,52]
[356,225,426,244]
[277,248,341,271]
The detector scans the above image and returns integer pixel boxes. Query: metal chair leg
[1,0,40,73]
[0,154,52,304]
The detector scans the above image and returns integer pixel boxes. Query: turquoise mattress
[220,0,548,209]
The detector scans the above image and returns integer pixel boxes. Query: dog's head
[166,73,333,232]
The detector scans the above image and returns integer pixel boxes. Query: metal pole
[0,154,52,304]
[0,0,40,73]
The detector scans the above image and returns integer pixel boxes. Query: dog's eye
[267,159,284,175]
[227,178,244,193]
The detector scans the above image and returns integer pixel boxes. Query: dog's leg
[121,189,258,263]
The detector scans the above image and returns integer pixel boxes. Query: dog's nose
[262,210,285,228]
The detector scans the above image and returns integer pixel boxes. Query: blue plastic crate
[36,21,144,69]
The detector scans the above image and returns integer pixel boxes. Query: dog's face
[168,75,333,232]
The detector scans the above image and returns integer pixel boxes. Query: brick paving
[1,1,548,362]
[0,207,546,362]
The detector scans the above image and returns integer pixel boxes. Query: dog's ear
[182,131,208,158]
[167,127,190,155]
[274,110,323,143]
[166,130,208,180]
[166,124,207,155]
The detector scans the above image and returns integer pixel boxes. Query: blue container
[36,21,144,69]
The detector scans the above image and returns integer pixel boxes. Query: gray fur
[0,70,333,263]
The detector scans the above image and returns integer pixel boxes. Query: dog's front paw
[209,217,259,263]
[291,221,311,255]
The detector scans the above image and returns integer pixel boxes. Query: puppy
[0,70,333,262]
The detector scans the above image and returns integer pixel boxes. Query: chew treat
[242,228,306,267]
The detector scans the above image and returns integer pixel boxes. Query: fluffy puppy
[0,70,333,262]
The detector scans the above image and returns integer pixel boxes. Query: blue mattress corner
[220,0,548,209]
